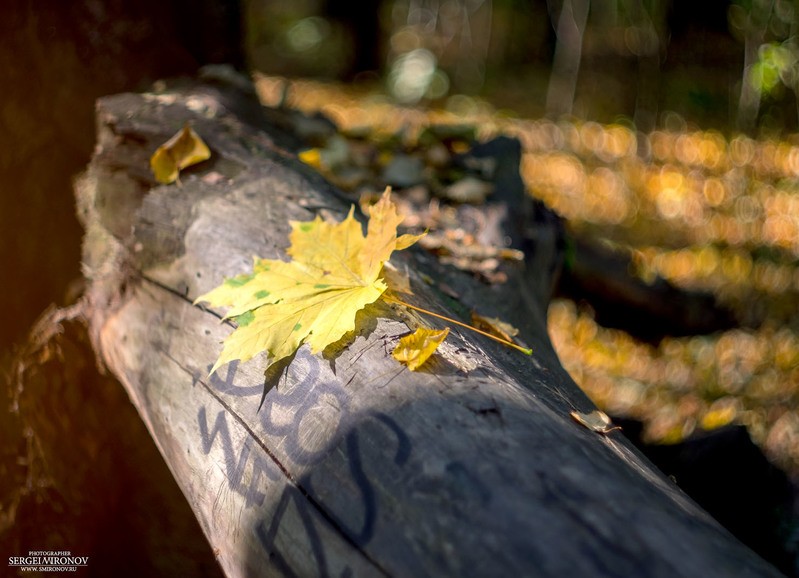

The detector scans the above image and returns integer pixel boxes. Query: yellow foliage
[298,148,322,168]
[196,188,421,374]
[392,327,449,371]
[150,124,211,184]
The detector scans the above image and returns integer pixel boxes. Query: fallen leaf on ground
[196,188,423,375]
[381,262,413,295]
[392,327,450,370]
[417,230,523,283]
[150,124,211,184]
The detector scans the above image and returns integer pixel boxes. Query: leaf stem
[383,295,533,356]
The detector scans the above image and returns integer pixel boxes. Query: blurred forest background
[1,0,799,573]
[248,0,799,134]
[247,0,799,470]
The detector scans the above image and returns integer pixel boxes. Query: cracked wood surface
[76,79,780,577]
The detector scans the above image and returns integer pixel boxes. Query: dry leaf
[298,148,322,168]
[417,231,522,283]
[392,327,449,370]
[441,176,494,204]
[298,135,350,170]
[195,189,423,374]
[150,124,211,184]
[570,410,621,434]
[470,312,520,343]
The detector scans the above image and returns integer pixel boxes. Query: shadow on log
[75,75,781,577]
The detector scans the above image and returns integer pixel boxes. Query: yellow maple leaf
[361,190,425,277]
[196,188,422,374]
[392,327,449,371]
[150,124,211,184]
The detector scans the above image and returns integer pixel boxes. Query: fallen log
[76,77,781,577]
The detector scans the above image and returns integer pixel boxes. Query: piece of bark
[76,79,781,577]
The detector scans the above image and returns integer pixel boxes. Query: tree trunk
[76,76,781,577]
[545,0,590,118]
[0,0,243,351]
[737,0,776,133]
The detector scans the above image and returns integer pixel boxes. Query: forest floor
[254,74,799,481]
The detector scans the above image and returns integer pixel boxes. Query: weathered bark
[76,77,781,577]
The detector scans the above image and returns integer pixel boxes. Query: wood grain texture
[77,79,781,577]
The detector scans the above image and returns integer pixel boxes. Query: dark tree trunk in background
[0,0,243,351]
[546,0,590,118]
[171,0,244,69]
[630,0,668,134]
[1,0,241,571]
[325,0,384,78]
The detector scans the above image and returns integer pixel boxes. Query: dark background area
[0,0,241,355]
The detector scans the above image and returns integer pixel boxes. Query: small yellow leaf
[298,148,322,168]
[392,327,449,371]
[700,399,739,430]
[470,312,520,343]
[150,124,211,184]
[298,136,350,170]
[570,410,621,434]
